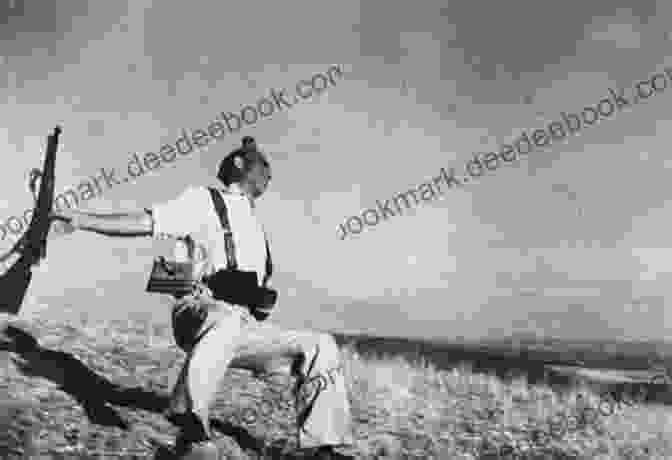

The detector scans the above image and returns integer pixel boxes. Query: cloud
[589,20,642,49]
[631,248,672,281]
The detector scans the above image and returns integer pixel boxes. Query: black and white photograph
[1,1,671,458]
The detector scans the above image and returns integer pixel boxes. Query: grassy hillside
[1,310,671,459]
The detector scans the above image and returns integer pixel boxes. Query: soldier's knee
[294,331,341,374]
[316,332,340,360]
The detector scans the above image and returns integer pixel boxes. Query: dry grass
[1,309,671,459]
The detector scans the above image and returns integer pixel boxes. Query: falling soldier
[53,136,355,460]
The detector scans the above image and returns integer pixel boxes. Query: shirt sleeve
[151,186,203,238]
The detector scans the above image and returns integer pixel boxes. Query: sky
[1,0,671,344]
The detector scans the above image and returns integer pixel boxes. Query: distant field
[1,308,671,459]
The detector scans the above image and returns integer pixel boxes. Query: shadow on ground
[0,323,284,458]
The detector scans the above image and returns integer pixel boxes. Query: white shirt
[151,185,268,286]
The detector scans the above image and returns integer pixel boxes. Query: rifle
[0,126,61,314]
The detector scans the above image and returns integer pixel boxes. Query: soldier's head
[217,136,271,200]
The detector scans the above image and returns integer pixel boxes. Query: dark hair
[217,136,270,186]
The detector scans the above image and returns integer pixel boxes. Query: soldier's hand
[50,211,77,235]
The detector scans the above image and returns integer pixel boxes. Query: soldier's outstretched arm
[51,208,154,237]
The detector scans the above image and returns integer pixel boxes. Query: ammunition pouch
[203,269,277,321]
[145,256,198,296]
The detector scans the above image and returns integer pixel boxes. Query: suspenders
[207,187,272,287]
[262,238,273,287]
[208,187,237,270]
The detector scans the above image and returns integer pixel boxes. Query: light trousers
[167,289,353,448]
